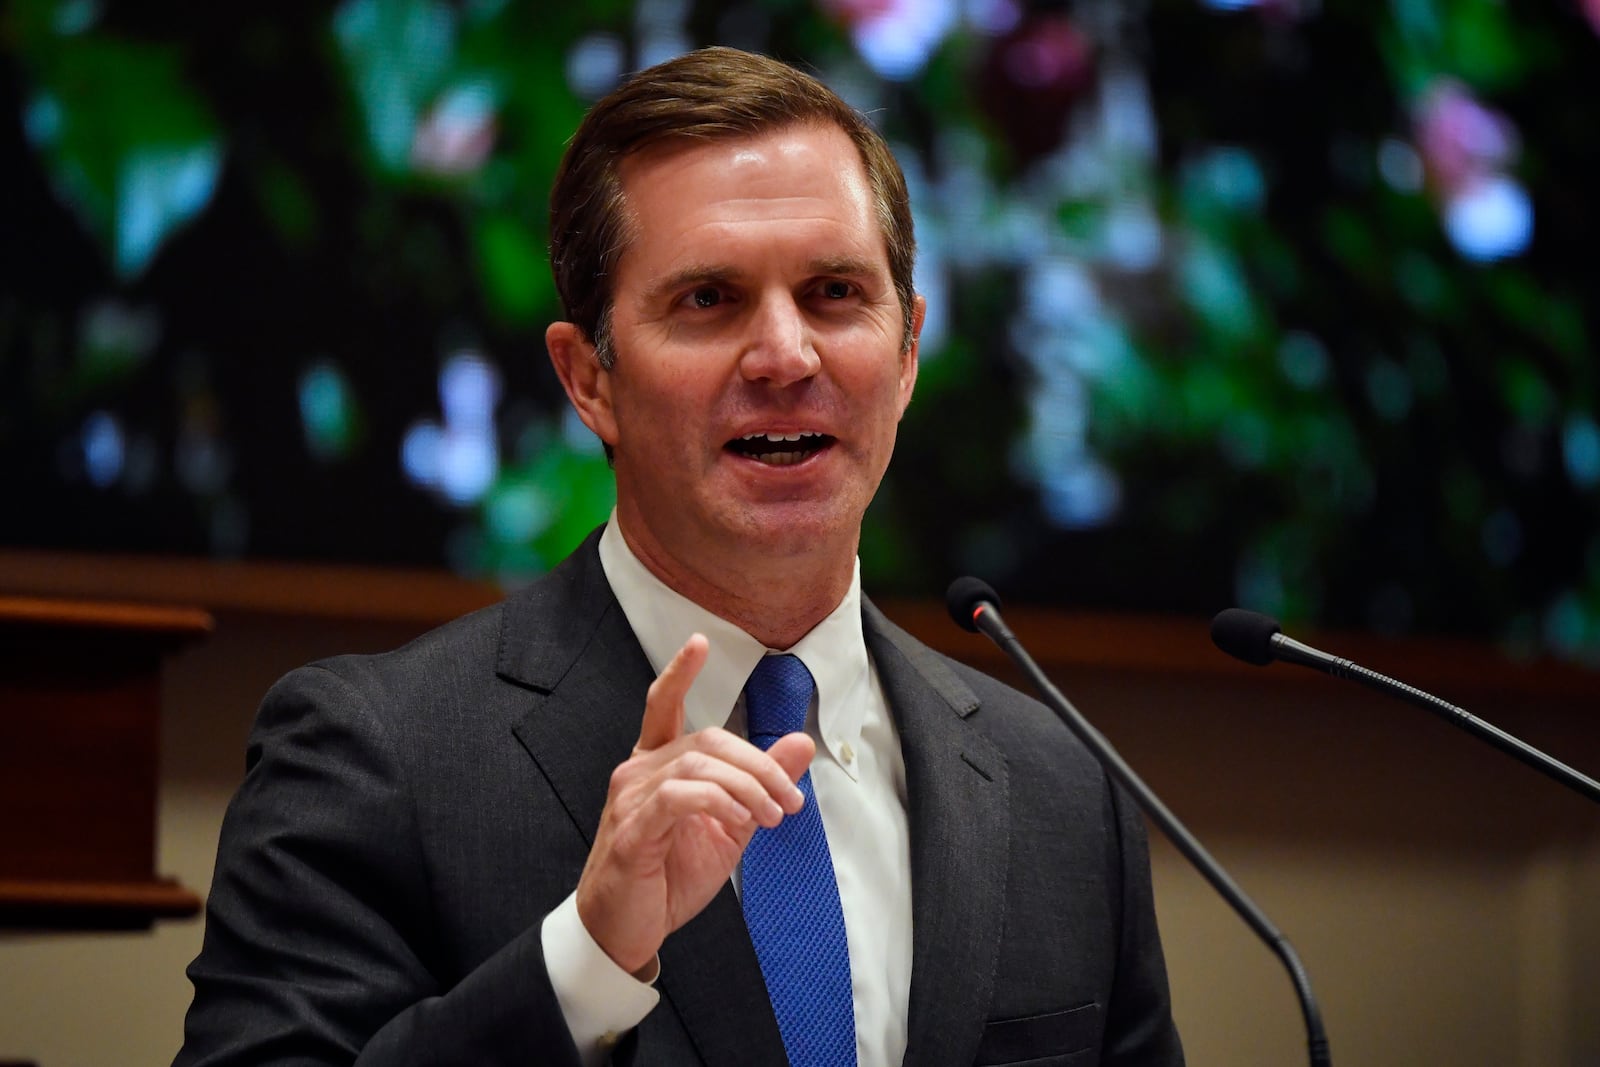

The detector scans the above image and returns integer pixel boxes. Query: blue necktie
[740,654,857,1067]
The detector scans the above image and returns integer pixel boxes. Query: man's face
[565,122,921,578]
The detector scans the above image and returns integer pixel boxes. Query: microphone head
[1210,608,1283,666]
[946,576,1001,633]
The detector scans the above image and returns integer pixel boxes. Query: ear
[547,321,618,447]
[895,294,925,419]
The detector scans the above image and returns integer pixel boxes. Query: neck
[617,520,855,650]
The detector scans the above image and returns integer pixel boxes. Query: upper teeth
[742,432,818,443]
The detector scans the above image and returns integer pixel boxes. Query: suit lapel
[864,602,1010,1067]
[501,530,784,1067]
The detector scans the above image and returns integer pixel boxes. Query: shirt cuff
[541,892,662,1067]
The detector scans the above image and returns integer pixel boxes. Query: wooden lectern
[0,595,210,929]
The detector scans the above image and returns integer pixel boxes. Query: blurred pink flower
[820,0,898,24]
[411,85,498,177]
[1414,79,1518,196]
[977,15,1095,165]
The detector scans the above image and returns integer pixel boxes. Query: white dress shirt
[540,517,913,1066]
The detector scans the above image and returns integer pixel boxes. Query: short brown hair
[548,46,917,368]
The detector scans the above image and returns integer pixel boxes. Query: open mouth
[725,431,835,467]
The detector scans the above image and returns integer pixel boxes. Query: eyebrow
[640,264,740,307]
[641,256,887,306]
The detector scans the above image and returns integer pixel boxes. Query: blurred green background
[3,0,1598,662]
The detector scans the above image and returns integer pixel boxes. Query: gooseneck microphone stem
[965,600,1332,1067]
[1271,633,1600,805]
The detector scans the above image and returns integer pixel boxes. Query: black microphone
[1211,608,1600,805]
[947,579,1332,1067]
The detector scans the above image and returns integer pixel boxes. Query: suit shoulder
[303,597,512,698]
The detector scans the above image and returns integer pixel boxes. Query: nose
[739,292,821,386]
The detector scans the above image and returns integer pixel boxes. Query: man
[176,47,1183,1066]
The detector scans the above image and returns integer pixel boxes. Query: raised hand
[575,634,815,976]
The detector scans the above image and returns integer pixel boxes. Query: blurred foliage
[2,0,1598,662]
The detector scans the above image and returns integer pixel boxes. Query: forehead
[613,122,882,267]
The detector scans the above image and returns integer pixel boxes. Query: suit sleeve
[174,664,585,1067]
[1101,777,1186,1066]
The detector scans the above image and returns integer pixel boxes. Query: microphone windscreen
[1210,608,1283,666]
[946,576,1000,633]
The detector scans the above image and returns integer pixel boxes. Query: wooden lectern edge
[0,876,203,926]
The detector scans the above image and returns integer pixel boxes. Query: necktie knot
[744,654,814,745]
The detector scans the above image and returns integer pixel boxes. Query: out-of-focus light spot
[909,232,949,353]
[298,360,356,460]
[1585,0,1600,36]
[24,94,62,145]
[403,419,444,487]
[1563,415,1600,488]
[1481,508,1523,567]
[965,0,1021,36]
[1026,376,1088,446]
[438,428,498,506]
[54,0,100,34]
[1444,174,1533,262]
[1277,331,1329,389]
[1364,359,1413,422]
[441,350,501,430]
[411,81,497,175]
[1023,255,1098,327]
[1201,0,1259,12]
[566,34,626,99]
[82,411,124,488]
[1543,592,1592,659]
[1101,62,1158,165]
[845,0,958,82]
[116,144,222,278]
[635,0,689,27]
[1188,146,1265,211]
[1179,239,1256,337]
[1013,373,1122,528]
[401,351,503,506]
[1102,198,1163,272]
[485,482,553,544]
[638,34,692,70]
[1377,137,1424,192]
[334,0,455,171]
[1039,457,1122,528]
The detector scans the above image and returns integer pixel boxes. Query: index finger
[636,633,710,751]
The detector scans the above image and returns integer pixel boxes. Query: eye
[688,286,722,309]
[819,280,853,300]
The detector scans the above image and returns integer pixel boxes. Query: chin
[724,503,860,559]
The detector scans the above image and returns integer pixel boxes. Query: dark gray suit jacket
[177,529,1183,1066]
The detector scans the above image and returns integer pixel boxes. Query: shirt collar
[597,514,869,771]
